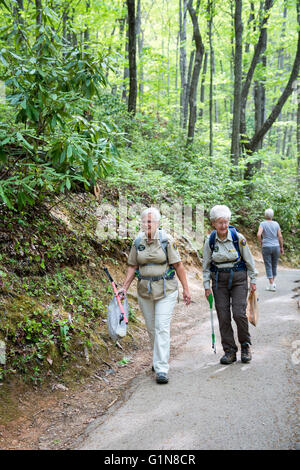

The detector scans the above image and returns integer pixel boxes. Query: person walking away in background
[257,209,284,292]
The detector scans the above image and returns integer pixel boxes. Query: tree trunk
[179,0,188,128]
[111,15,126,96]
[122,20,129,102]
[245,5,300,155]
[199,52,208,120]
[230,0,243,169]
[230,0,234,116]
[126,0,137,115]
[240,0,273,144]
[245,2,255,55]
[136,0,144,109]
[187,0,204,143]
[281,113,288,157]
[245,41,267,177]
[208,0,214,157]
[35,0,42,27]
[297,99,300,186]
[284,112,294,158]
[187,49,195,107]
[83,0,90,49]
[278,4,287,71]
[13,0,24,24]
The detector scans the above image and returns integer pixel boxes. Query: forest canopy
[0,0,299,254]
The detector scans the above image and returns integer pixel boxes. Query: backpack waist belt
[136,267,175,297]
[210,262,246,290]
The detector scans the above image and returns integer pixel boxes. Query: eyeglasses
[215,221,229,227]
[141,219,159,227]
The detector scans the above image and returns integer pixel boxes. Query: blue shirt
[259,220,280,247]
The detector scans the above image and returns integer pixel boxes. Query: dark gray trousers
[212,270,251,352]
[262,245,280,279]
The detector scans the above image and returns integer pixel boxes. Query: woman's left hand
[250,283,256,292]
[183,288,191,306]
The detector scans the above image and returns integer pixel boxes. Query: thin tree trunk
[122,21,129,102]
[199,52,208,120]
[127,0,137,115]
[281,113,288,157]
[278,3,287,71]
[111,15,126,96]
[179,0,188,128]
[187,49,195,106]
[284,113,294,158]
[136,0,144,109]
[35,0,42,27]
[245,2,255,55]
[245,2,300,154]
[230,0,234,116]
[13,0,24,24]
[187,0,204,143]
[297,90,300,186]
[83,0,90,49]
[240,0,273,144]
[230,0,243,169]
[246,35,267,176]
[208,0,214,157]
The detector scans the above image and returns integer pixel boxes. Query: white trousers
[138,289,178,374]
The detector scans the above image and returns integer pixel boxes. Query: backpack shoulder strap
[158,228,169,262]
[228,226,241,257]
[209,230,217,251]
[134,233,143,251]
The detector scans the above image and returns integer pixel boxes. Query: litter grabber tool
[104,268,129,341]
[104,267,128,324]
[208,293,216,354]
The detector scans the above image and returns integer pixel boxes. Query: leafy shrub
[0,4,121,210]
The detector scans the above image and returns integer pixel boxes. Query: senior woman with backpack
[118,207,191,384]
[203,205,257,365]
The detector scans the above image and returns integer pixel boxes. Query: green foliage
[0,265,108,383]
[0,3,121,210]
[104,111,299,262]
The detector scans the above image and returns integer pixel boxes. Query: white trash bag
[107,295,129,341]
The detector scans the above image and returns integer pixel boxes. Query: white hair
[265,208,274,219]
[141,207,161,222]
[210,205,231,222]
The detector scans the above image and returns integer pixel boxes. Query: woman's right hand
[205,288,212,300]
[117,288,127,300]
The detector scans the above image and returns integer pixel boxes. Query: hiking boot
[241,342,252,363]
[220,350,237,365]
[156,372,168,384]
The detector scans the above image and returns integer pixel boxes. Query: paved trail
[76,269,299,450]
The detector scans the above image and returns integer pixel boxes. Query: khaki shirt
[202,230,257,289]
[128,229,181,300]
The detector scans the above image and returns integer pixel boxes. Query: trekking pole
[208,293,216,354]
[104,267,128,324]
